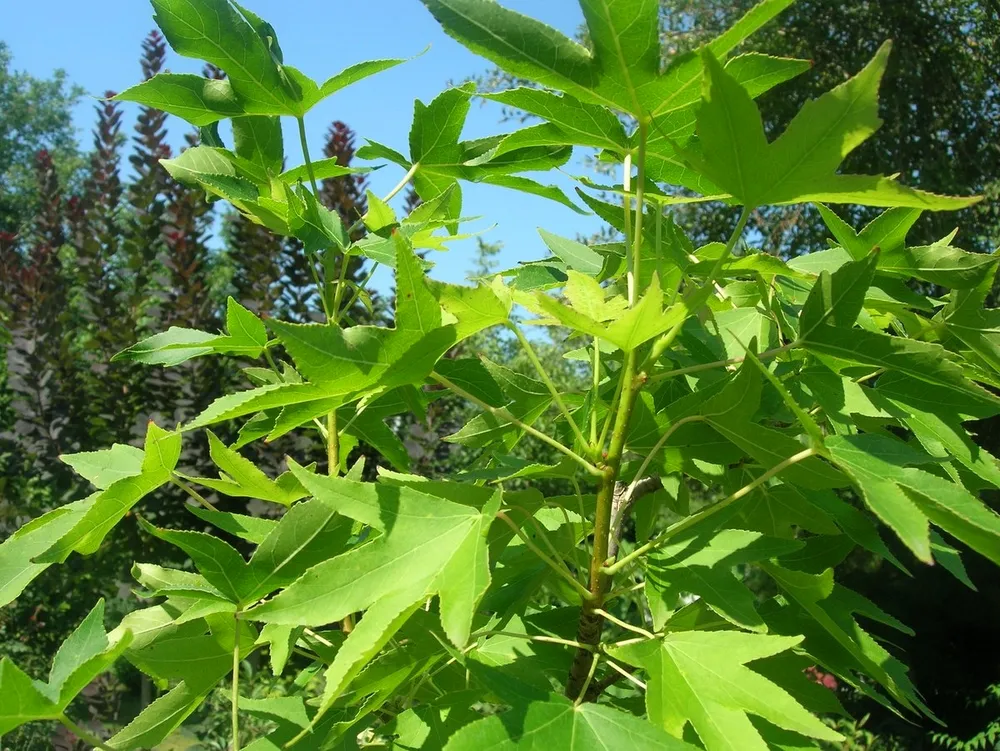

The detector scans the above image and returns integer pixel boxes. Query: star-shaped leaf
[359,84,579,217]
[609,631,842,750]
[688,43,979,209]
[827,433,1000,565]
[421,0,794,120]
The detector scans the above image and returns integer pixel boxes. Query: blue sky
[1,0,609,287]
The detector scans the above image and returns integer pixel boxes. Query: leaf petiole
[431,372,603,476]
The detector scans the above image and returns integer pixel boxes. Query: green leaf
[108,681,211,751]
[885,398,1000,489]
[233,116,284,175]
[815,204,921,260]
[538,228,603,276]
[799,251,879,338]
[827,433,1000,565]
[647,529,803,632]
[248,468,500,649]
[444,693,697,750]
[36,423,180,562]
[761,564,927,715]
[422,0,793,123]
[114,73,243,126]
[531,274,682,351]
[0,599,132,735]
[113,296,267,365]
[802,326,997,405]
[243,497,353,602]
[360,84,576,214]
[419,0,599,108]
[293,57,407,114]
[186,431,307,506]
[151,0,296,115]
[609,631,842,750]
[137,517,256,604]
[480,88,629,155]
[689,43,979,209]
[187,506,278,545]
[879,241,998,290]
[287,184,349,251]
[60,443,145,489]
[940,264,1000,372]
[278,158,369,185]
[0,497,96,608]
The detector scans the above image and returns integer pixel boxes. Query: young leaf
[186,431,307,506]
[608,631,842,750]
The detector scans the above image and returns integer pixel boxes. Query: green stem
[347,162,421,236]
[297,115,341,477]
[603,448,816,576]
[326,411,339,476]
[171,476,214,511]
[340,262,380,318]
[644,205,752,369]
[296,117,321,195]
[574,653,601,706]
[496,512,595,600]
[704,206,752,288]
[432,372,603,477]
[590,339,600,445]
[471,629,595,652]
[596,361,626,452]
[232,616,241,751]
[647,342,795,385]
[59,714,115,751]
[624,415,705,499]
[566,121,650,701]
[628,121,648,306]
[509,322,592,455]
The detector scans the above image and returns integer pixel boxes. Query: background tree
[0,42,84,237]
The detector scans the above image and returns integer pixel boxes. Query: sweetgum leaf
[36,423,180,562]
[0,600,132,735]
[688,44,979,209]
[444,693,697,750]
[609,631,842,750]
[114,73,243,125]
[151,0,294,115]
[248,467,501,650]
[827,433,1000,565]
